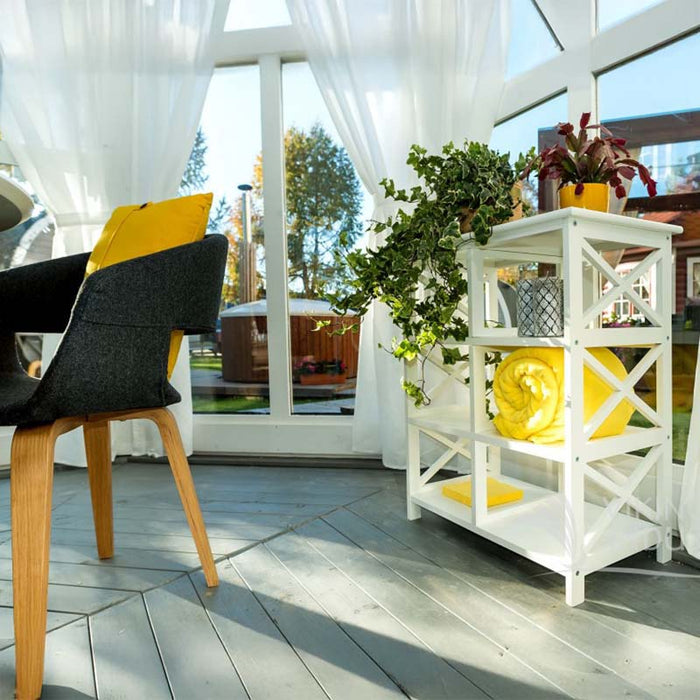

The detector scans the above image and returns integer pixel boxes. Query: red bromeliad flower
[520,112,657,199]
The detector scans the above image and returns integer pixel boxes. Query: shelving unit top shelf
[458,207,683,260]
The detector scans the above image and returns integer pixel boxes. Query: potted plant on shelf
[520,111,657,212]
[323,140,523,406]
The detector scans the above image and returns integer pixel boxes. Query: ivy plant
[325,140,520,406]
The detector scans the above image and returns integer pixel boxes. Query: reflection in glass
[599,32,700,460]
[0,158,54,379]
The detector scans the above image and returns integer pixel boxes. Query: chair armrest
[0,253,90,332]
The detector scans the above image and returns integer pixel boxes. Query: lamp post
[237,183,256,303]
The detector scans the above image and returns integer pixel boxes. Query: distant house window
[687,256,700,299]
[604,263,654,323]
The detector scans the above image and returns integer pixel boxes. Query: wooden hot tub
[220,299,358,383]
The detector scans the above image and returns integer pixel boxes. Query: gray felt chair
[0,234,227,700]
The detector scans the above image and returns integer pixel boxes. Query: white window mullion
[259,54,292,419]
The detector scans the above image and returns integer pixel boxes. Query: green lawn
[629,410,690,462]
[190,356,223,372]
[671,410,691,462]
[192,395,270,413]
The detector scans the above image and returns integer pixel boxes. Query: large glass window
[282,61,370,415]
[598,33,700,119]
[598,32,700,460]
[490,92,567,213]
[506,0,561,79]
[187,66,271,415]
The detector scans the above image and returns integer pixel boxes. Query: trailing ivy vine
[325,140,522,407]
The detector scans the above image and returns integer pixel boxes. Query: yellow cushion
[87,193,213,377]
[442,477,523,508]
[493,347,635,444]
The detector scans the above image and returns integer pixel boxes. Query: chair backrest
[23,235,228,424]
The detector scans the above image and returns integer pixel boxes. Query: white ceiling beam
[214,25,304,66]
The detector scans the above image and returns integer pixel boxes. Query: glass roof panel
[597,0,663,32]
[225,0,291,32]
[506,0,561,79]
[491,92,567,162]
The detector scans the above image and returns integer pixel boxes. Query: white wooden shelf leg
[564,221,586,607]
[565,571,585,607]
[657,241,674,564]
[406,424,422,520]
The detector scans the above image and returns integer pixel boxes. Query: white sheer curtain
[681,357,700,557]
[287,0,509,467]
[0,0,228,464]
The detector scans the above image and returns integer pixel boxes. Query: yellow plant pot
[559,183,609,212]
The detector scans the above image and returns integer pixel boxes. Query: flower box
[299,372,347,385]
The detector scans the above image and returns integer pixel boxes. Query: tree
[179,127,209,195]
[180,127,239,306]
[242,123,363,299]
[286,124,362,298]
[208,194,232,234]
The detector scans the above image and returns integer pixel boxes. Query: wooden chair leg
[84,421,114,559]
[11,423,58,700]
[150,408,219,587]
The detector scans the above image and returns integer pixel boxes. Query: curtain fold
[287,0,510,467]
[681,345,700,557]
[0,0,228,464]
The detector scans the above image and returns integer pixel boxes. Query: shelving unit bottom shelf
[411,475,662,576]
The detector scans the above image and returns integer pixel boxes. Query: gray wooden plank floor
[0,462,697,698]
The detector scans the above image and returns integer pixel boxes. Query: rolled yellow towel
[492,347,634,444]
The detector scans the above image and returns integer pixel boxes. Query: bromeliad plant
[323,141,519,406]
[520,111,657,198]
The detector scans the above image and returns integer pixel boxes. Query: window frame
[193,30,358,455]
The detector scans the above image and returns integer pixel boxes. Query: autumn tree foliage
[182,122,362,305]
[241,123,362,299]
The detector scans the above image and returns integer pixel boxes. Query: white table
[0,172,33,232]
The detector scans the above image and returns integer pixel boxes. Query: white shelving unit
[406,207,682,606]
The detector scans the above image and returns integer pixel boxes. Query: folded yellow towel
[442,477,523,508]
[492,347,634,444]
